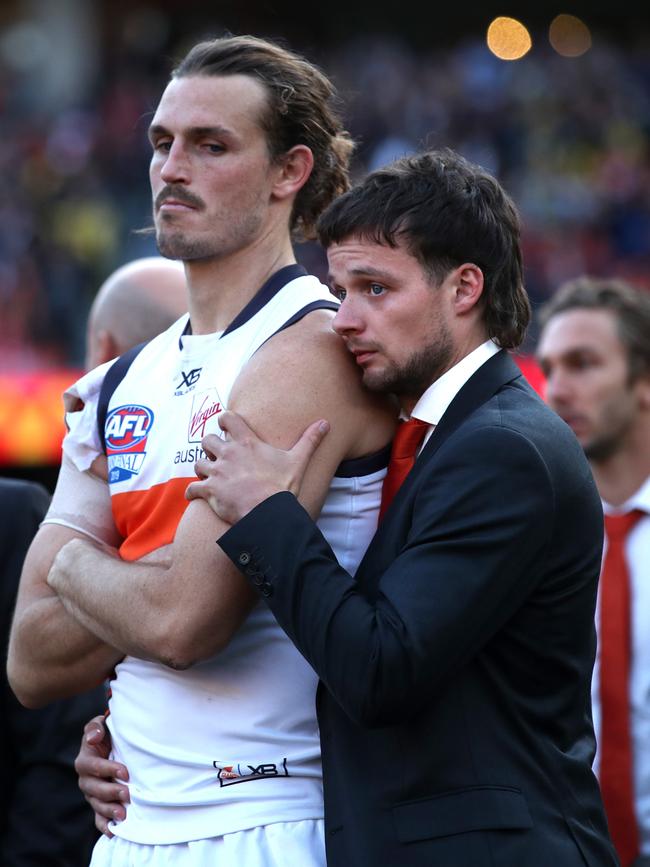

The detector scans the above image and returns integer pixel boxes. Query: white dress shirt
[592,476,650,856]
[409,339,500,447]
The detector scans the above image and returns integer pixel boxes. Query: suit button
[251,573,264,587]
[238,552,251,566]
[261,582,274,597]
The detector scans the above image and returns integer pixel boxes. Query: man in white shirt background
[538,276,650,867]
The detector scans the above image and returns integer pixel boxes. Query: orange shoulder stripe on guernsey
[111,477,196,561]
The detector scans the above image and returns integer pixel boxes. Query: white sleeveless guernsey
[60,268,387,845]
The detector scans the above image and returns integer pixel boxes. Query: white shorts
[89,819,326,867]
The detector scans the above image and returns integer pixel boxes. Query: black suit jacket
[220,351,617,866]
[1,478,105,867]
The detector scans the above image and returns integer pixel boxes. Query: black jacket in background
[1,477,105,867]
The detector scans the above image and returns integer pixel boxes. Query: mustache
[155,185,205,211]
[346,341,380,353]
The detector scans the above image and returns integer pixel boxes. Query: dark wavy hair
[318,147,530,349]
[174,35,354,240]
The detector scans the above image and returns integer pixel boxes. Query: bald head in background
[85,257,187,370]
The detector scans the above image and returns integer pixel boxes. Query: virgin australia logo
[188,390,222,442]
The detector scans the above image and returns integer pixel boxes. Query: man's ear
[95,329,121,366]
[452,263,484,315]
[636,372,650,411]
[271,145,314,202]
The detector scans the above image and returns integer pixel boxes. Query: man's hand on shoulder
[187,411,330,524]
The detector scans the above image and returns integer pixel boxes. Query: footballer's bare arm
[47,311,396,669]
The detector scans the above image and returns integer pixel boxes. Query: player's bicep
[229,382,349,519]
[228,317,384,518]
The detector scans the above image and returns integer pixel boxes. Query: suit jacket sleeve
[219,424,559,727]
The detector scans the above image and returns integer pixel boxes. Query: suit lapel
[418,349,523,463]
[362,350,524,549]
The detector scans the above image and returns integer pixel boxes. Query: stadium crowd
[1,18,649,369]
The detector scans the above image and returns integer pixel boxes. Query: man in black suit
[87,147,614,865]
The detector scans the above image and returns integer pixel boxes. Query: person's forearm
[8,593,120,708]
[49,537,254,669]
[52,543,176,664]
[8,522,123,707]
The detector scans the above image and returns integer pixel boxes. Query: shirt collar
[408,339,500,425]
[602,475,650,515]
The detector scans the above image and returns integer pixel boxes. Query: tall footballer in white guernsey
[59,268,389,845]
[8,36,395,866]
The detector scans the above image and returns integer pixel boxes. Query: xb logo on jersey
[213,758,289,787]
[174,367,202,396]
[105,404,154,484]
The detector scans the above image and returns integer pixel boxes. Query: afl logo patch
[105,405,154,484]
[105,405,154,452]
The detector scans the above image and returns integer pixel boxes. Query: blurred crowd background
[1,2,649,367]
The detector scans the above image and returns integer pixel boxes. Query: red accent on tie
[599,509,644,867]
[379,418,430,522]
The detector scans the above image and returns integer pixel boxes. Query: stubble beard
[154,209,265,262]
[362,324,455,402]
[583,425,629,463]
[582,391,638,464]
[156,229,216,261]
